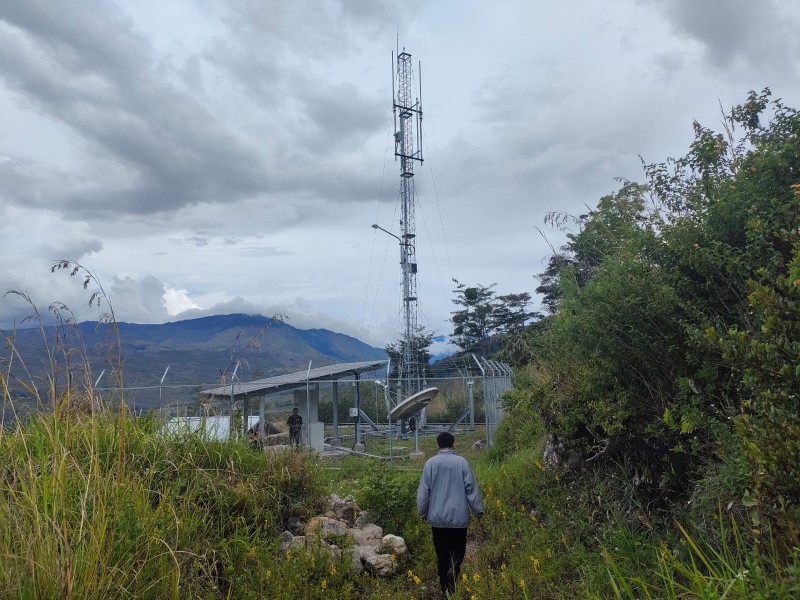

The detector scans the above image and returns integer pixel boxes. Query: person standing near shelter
[416,432,483,596]
[287,408,303,445]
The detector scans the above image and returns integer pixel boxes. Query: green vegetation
[487,88,800,597]
[1,89,799,598]
[449,281,538,354]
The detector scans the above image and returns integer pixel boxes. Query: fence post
[331,381,340,446]
[258,396,265,444]
[467,379,475,431]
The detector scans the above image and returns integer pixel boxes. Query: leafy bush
[710,240,800,542]
[357,468,420,543]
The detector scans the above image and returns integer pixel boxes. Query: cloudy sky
[1,0,799,354]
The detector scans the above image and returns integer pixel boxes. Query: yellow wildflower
[413,575,421,585]
[321,579,327,590]
[501,510,507,518]
[501,563,506,571]
[329,564,337,575]
[407,569,414,579]
[519,578,526,589]
[265,570,271,579]
[471,596,478,600]
[462,573,468,583]
[473,572,481,583]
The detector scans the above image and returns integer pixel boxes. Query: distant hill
[3,314,387,392]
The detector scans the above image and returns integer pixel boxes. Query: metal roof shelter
[200,360,389,398]
[199,360,389,449]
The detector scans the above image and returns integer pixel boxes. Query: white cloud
[164,288,201,315]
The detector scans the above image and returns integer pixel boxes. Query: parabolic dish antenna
[390,387,438,420]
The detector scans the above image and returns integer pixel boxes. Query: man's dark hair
[436,432,455,448]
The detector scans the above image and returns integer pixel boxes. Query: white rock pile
[279,493,408,577]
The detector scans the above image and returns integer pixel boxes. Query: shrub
[357,468,420,542]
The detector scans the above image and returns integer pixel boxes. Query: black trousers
[431,527,467,594]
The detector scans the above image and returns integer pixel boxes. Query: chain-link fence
[96,357,513,454]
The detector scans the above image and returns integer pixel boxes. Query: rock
[327,494,359,526]
[351,546,396,577]
[349,546,371,574]
[542,432,564,469]
[286,536,306,552]
[354,509,375,527]
[305,516,349,539]
[347,523,384,548]
[285,517,304,535]
[363,550,396,576]
[280,496,403,578]
[280,531,294,551]
[328,544,342,562]
[381,534,407,557]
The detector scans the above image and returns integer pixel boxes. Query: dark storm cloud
[0,1,267,216]
[297,82,385,148]
[222,0,403,54]
[0,154,55,207]
[649,0,800,71]
[201,0,394,202]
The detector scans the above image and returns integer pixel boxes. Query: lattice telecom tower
[393,47,424,397]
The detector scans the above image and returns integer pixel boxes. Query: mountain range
[3,313,387,391]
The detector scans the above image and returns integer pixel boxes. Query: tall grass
[604,516,800,599]
[0,400,336,599]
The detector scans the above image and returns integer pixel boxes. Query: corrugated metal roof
[199,360,389,398]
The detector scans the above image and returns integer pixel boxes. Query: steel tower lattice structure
[393,48,424,396]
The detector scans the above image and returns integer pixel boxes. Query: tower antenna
[393,47,424,397]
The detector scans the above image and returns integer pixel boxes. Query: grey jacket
[416,450,483,528]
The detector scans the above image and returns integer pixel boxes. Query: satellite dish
[390,387,438,420]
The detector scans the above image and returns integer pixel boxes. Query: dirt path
[464,539,479,567]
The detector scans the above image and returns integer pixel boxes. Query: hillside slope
[4,313,387,390]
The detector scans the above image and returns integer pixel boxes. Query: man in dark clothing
[287,408,303,445]
[416,432,483,596]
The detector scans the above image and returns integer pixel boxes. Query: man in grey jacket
[416,432,483,596]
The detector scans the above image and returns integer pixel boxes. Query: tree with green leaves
[385,325,434,376]
[492,292,540,333]
[449,280,496,354]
